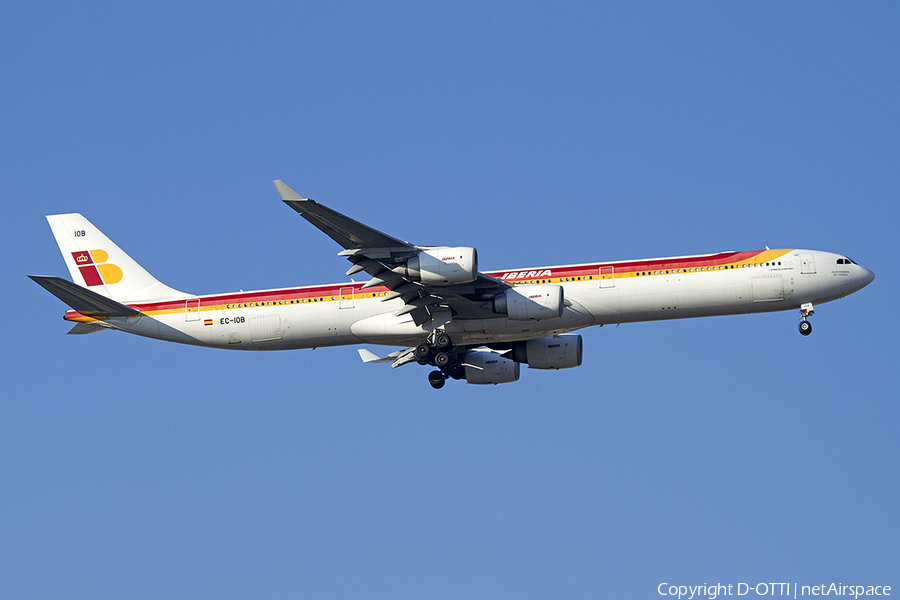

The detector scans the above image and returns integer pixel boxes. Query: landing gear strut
[799,302,814,336]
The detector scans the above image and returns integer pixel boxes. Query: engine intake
[492,285,564,321]
[511,335,583,370]
[398,247,478,285]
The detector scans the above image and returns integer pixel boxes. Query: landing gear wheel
[414,342,433,364]
[434,332,452,351]
[799,320,812,336]
[447,361,465,380]
[434,351,451,368]
[428,370,446,389]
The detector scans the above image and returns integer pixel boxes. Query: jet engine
[511,334,583,370]
[462,350,520,384]
[491,285,564,321]
[396,247,478,285]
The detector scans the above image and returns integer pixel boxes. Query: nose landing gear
[799,302,814,336]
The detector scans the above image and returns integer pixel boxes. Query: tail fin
[45,213,190,302]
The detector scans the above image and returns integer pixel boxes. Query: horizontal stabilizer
[67,322,109,335]
[357,347,418,368]
[29,275,140,318]
[358,349,394,363]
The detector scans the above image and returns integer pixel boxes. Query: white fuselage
[75,248,874,351]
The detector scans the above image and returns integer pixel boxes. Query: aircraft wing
[274,180,413,253]
[274,181,507,325]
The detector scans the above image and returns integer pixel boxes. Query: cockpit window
[837,257,857,265]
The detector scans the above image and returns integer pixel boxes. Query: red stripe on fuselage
[64,250,779,320]
[489,250,770,281]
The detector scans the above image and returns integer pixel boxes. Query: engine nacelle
[511,334,583,370]
[492,285,564,321]
[463,350,520,385]
[399,247,478,285]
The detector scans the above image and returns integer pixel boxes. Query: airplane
[31,180,875,389]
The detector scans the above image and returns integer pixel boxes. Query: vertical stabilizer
[46,213,190,302]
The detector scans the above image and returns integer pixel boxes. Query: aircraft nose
[860,266,875,287]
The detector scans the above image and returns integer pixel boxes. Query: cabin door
[800,253,816,274]
[185,299,200,322]
[599,266,615,289]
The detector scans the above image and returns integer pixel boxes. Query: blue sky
[3,2,897,598]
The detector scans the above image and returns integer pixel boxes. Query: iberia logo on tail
[72,250,122,286]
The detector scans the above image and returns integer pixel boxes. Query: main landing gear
[798,302,814,336]
[428,370,446,389]
[416,332,464,389]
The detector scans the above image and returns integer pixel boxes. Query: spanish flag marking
[204,319,213,326]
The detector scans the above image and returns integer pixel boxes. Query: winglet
[273,180,306,201]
